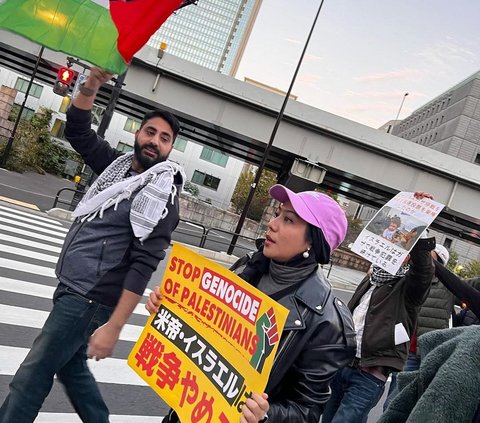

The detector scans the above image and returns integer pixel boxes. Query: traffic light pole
[97,71,127,138]
[226,0,326,255]
[1,46,45,167]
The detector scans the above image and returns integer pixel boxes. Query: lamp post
[226,0,326,255]
[394,92,409,122]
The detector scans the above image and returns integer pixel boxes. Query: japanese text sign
[351,192,444,275]
[128,244,289,422]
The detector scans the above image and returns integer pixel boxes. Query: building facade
[388,71,480,264]
[392,71,480,165]
[148,0,262,76]
[0,67,244,209]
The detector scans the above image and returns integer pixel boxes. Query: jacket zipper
[96,240,107,276]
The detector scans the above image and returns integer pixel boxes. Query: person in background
[383,244,454,410]
[147,185,356,422]
[0,67,185,423]
[322,192,435,423]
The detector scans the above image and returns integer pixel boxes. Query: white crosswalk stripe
[0,203,167,421]
[0,204,63,226]
[0,209,68,232]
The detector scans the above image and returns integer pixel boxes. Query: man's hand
[87,322,121,361]
[85,66,114,91]
[240,393,269,423]
[413,191,434,200]
[146,286,164,314]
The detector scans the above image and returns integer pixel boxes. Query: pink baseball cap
[269,184,348,251]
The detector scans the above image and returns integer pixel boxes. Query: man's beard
[134,140,168,170]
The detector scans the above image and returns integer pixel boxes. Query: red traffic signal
[53,67,75,96]
[58,67,75,84]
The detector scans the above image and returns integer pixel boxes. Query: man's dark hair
[141,109,180,139]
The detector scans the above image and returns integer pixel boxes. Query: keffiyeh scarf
[72,152,185,243]
[370,264,410,287]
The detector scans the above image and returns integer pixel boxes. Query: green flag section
[0,0,183,74]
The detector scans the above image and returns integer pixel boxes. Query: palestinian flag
[0,0,184,74]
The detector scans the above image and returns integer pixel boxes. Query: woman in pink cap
[148,184,356,423]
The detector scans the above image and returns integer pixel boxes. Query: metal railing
[52,187,86,210]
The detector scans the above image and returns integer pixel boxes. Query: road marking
[0,257,56,278]
[210,231,227,239]
[0,304,144,341]
[0,209,68,232]
[0,196,39,210]
[0,224,64,245]
[0,345,147,386]
[0,233,62,254]
[34,414,166,422]
[0,278,150,316]
[0,204,62,225]
[0,243,58,263]
[0,216,67,238]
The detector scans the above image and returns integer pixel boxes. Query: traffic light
[53,67,75,96]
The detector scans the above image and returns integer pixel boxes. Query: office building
[392,71,480,165]
[148,0,262,76]
[0,67,244,209]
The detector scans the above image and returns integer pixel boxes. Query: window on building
[444,238,453,249]
[116,141,134,153]
[91,104,105,126]
[475,153,480,165]
[8,104,35,122]
[200,146,228,167]
[124,118,141,133]
[191,170,220,190]
[59,96,71,113]
[51,118,66,139]
[173,137,188,152]
[14,77,43,98]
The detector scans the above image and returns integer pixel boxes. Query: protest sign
[128,244,289,422]
[351,192,444,274]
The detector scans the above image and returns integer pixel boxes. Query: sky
[235,0,480,129]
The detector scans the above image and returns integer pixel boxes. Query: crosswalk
[0,202,170,422]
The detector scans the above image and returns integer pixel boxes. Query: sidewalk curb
[46,208,74,221]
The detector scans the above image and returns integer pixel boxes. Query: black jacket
[348,237,435,371]
[416,275,455,337]
[263,268,356,421]
[163,259,356,422]
[59,105,181,307]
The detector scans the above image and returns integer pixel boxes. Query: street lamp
[394,92,409,122]
[226,0,327,255]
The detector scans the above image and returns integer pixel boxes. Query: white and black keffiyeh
[72,152,185,243]
[370,264,410,287]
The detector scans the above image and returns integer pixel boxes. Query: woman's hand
[145,286,163,314]
[240,393,269,423]
[413,191,434,200]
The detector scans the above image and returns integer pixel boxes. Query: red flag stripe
[110,0,184,64]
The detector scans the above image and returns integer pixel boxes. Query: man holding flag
[0,67,186,422]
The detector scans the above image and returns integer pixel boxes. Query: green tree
[342,215,364,248]
[0,107,82,175]
[458,260,480,279]
[231,168,277,221]
[446,249,459,272]
[184,180,199,197]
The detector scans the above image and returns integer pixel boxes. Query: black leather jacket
[163,259,355,423]
[262,268,356,421]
